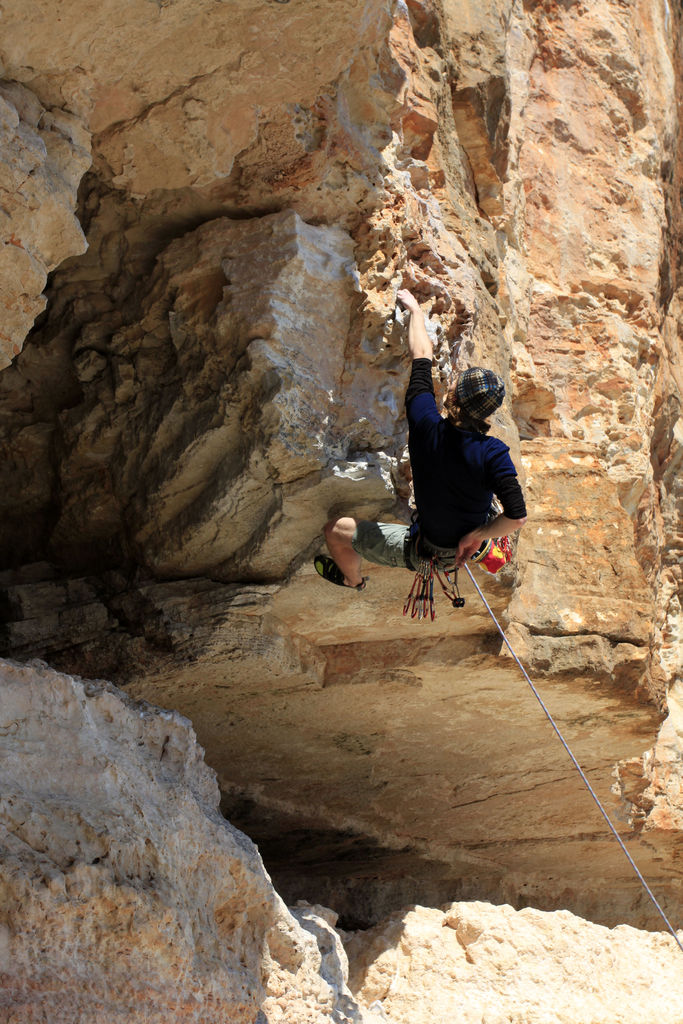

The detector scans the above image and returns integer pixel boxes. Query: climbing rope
[463,562,683,955]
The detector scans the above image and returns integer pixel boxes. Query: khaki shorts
[351,521,415,570]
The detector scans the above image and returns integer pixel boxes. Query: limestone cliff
[347,902,683,1023]
[0,0,682,1015]
[0,658,381,1023]
[2,659,681,1022]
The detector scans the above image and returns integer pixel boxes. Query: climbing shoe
[314,555,367,591]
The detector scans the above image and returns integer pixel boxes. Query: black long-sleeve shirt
[406,359,526,546]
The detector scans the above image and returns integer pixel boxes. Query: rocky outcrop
[3,658,679,1023]
[0,657,379,1023]
[616,677,683,835]
[0,0,682,990]
[50,209,395,579]
[0,81,90,368]
[510,0,682,706]
[346,902,683,1024]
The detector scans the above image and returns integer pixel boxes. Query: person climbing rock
[315,287,527,591]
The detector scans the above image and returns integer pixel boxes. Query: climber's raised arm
[397,288,432,360]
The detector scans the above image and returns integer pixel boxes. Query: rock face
[0,0,682,1005]
[0,81,90,369]
[346,901,683,1024]
[0,657,379,1024]
[3,658,679,1024]
[51,208,394,580]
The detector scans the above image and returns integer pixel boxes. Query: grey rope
[463,562,683,954]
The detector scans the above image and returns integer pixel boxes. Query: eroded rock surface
[0,657,380,1024]
[0,81,90,368]
[346,902,683,1024]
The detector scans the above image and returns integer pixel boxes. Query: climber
[314,287,527,590]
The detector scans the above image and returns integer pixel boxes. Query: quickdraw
[402,514,512,620]
[403,558,465,620]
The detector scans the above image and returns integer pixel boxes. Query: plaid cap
[455,367,505,420]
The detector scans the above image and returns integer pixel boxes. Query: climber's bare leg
[324,517,364,588]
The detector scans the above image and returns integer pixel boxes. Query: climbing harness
[463,561,683,955]
[402,526,509,620]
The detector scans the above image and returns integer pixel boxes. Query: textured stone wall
[0,658,380,1023]
[0,81,90,368]
[1,659,680,1022]
[0,0,682,1007]
[346,901,683,1023]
